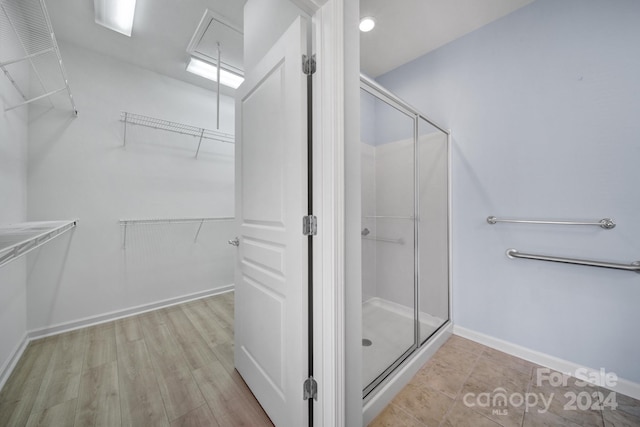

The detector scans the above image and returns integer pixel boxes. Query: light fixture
[186,57,244,89]
[359,17,376,32]
[94,0,137,37]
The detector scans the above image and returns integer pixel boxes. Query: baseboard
[453,325,640,401]
[0,333,29,392]
[28,285,234,340]
[363,322,453,425]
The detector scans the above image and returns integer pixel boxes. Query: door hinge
[303,215,317,236]
[302,54,316,75]
[303,376,318,400]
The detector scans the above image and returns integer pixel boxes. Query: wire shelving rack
[0,0,77,114]
[120,112,235,158]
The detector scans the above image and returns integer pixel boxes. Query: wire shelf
[120,112,235,158]
[0,0,77,114]
[118,217,234,248]
[0,220,77,268]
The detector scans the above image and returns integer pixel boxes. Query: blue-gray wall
[377,0,640,383]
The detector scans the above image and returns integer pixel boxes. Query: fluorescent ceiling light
[359,17,376,32]
[94,0,137,37]
[186,58,244,89]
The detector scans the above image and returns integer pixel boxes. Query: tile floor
[369,335,640,427]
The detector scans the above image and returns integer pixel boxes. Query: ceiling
[360,0,535,77]
[46,0,245,96]
[45,0,535,94]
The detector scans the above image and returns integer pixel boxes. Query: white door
[233,16,309,427]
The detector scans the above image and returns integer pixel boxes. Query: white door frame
[287,0,351,425]
[290,0,349,426]
[311,1,344,426]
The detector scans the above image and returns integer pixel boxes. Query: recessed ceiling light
[359,17,376,32]
[94,0,137,37]
[186,58,244,89]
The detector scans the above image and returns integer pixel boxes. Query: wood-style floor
[0,292,274,427]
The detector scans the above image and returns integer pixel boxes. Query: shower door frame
[360,75,452,398]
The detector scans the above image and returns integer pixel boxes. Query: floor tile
[441,335,487,354]
[440,400,502,427]
[392,382,454,426]
[414,362,471,399]
[368,403,425,427]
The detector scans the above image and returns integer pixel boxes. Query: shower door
[361,76,450,397]
[417,117,449,344]
[361,84,417,395]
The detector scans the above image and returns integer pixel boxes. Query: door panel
[234,16,308,427]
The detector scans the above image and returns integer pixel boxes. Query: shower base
[362,297,444,388]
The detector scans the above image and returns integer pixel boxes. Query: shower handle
[228,237,240,246]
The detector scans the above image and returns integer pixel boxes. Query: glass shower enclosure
[360,76,450,397]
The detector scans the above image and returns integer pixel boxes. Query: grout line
[436,344,484,427]
[389,401,428,427]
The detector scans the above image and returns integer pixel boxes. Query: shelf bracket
[122,222,128,249]
[123,112,128,146]
[194,219,205,242]
[195,128,205,158]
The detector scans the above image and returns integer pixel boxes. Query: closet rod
[119,217,234,226]
[487,216,616,230]
[119,217,234,249]
[506,249,640,273]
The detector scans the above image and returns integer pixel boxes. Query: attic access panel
[186,9,243,76]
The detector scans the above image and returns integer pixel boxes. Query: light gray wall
[377,0,640,383]
[25,42,236,331]
[0,21,29,383]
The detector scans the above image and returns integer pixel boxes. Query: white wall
[243,0,308,71]
[360,131,449,322]
[361,142,377,302]
[0,20,29,385]
[377,0,640,384]
[26,42,236,332]
[373,138,415,307]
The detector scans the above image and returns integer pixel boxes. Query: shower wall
[371,137,414,308]
[361,142,377,302]
[361,98,448,321]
